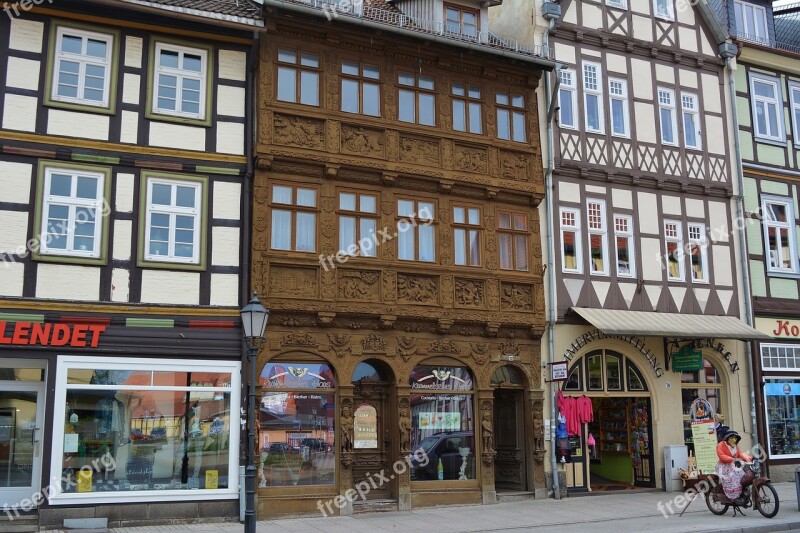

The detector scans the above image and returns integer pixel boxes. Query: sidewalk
[109,482,800,532]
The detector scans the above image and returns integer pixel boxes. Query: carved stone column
[530,392,547,498]
[338,391,354,515]
[396,389,412,511]
[478,396,496,504]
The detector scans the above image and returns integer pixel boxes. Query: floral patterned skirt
[716,462,744,499]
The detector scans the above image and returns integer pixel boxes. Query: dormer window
[445,4,479,38]
[734,1,768,43]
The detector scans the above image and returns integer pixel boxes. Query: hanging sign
[689,397,714,422]
[546,361,568,382]
[671,345,703,372]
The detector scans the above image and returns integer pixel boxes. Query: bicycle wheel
[706,488,729,515]
[755,482,779,518]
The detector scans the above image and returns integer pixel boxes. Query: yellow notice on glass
[77,469,93,493]
[205,470,219,489]
[691,419,718,474]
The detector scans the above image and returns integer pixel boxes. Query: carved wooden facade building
[252,0,553,516]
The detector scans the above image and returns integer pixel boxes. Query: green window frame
[32,161,112,266]
[137,171,208,271]
[44,20,120,115]
[146,36,214,127]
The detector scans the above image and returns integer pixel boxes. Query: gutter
[743,161,800,178]
[122,0,265,27]
[261,0,557,69]
[85,0,265,29]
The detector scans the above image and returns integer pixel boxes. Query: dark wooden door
[494,389,526,490]
[351,382,394,500]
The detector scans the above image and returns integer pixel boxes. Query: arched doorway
[351,359,395,500]
[561,350,654,491]
[491,365,528,492]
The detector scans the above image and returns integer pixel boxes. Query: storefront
[0,313,242,528]
[754,317,800,482]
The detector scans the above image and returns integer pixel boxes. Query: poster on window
[691,419,718,474]
[418,412,461,431]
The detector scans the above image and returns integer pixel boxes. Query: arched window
[562,350,648,393]
[681,358,723,447]
[259,360,335,486]
[491,365,523,386]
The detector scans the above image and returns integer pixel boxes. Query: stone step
[352,499,399,514]
[496,491,536,503]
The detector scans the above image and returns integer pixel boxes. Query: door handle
[32,427,40,444]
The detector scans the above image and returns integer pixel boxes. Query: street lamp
[240,292,269,533]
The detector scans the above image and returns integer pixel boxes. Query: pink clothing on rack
[557,391,580,436]
[577,396,594,423]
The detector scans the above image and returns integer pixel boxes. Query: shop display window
[680,358,722,448]
[259,362,335,487]
[51,357,240,502]
[764,379,800,458]
[409,365,475,481]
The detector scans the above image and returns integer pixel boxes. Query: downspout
[722,47,760,451]
[541,1,561,500]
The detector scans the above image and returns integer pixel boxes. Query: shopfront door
[493,389,526,491]
[351,381,394,500]
[0,381,45,508]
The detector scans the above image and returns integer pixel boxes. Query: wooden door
[351,382,394,500]
[493,389,526,491]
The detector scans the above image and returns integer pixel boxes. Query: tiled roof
[123,0,262,21]
[775,3,800,50]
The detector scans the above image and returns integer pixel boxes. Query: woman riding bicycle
[715,430,754,505]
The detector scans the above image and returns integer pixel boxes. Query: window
[452,83,482,134]
[751,75,783,141]
[453,205,481,267]
[152,42,208,120]
[583,62,604,133]
[654,0,674,19]
[606,0,627,8]
[37,164,109,261]
[398,72,435,126]
[445,5,479,38]
[688,223,708,283]
[682,93,701,149]
[587,200,608,275]
[270,184,317,253]
[734,1,768,43]
[397,198,435,262]
[51,357,240,501]
[608,78,629,137]
[260,361,336,486]
[563,351,648,393]
[790,83,800,144]
[276,48,320,107]
[496,92,526,142]
[409,365,475,481]
[338,191,378,257]
[558,69,578,129]
[681,358,722,447]
[341,61,380,117]
[658,88,678,146]
[560,208,581,273]
[143,175,204,265]
[50,25,115,109]
[665,220,684,281]
[764,378,800,459]
[761,344,800,371]
[498,210,529,271]
[762,197,798,273]
[614,215,634,277]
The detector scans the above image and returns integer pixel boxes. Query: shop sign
[686,339,739,373]
[562,329,664,377]
[691,419,718,473]
[0,321,106,348]
[756,317,800,339]
[671,346,703,372]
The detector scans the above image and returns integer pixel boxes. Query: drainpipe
[541,0,561,500]
[721,45,760,452]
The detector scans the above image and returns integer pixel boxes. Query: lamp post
[240,292,269,533]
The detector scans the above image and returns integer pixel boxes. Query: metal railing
[734,30,800,56]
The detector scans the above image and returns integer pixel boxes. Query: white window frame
[560,207,582,274]
[143,177,203,264]
[558,69,578,130]
[614,214,635,278]
[734,1,768,43]
[654,0,674,20]
[39,167,105,258]
[587,199,609,276]
[789,82,800,146]
[688,223,709,284]
[761,344,800,372]
[49,355,241,505]
[606,0,627,9]
[762,376,800,460]
[52,26,113,108]
[762,195,798,274]
[583,62,604,134]
[658,87,678,146]
[608,78,630,138]
[152,42,208,120]
[750,74,785,142]
[682,93,702,150]
[664,220,685,281]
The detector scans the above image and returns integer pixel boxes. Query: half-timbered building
[251,0,552,516]
[492,0,770,493]
[0,0,260,527]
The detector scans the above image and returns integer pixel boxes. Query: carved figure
[481,411,494,453]
[399,407,412,453]
[341,404,354,452]
[533,416,544,451]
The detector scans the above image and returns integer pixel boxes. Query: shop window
[270,184,317,253]
[409,365,475,481]
[562,351,647,393]
[764,378,800,458]
[606,354,622,391]
[51,357,239,502]
[627,361,646,391]
[564,363,582,391]
[681,358,722,446]
[259,361,335,487]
